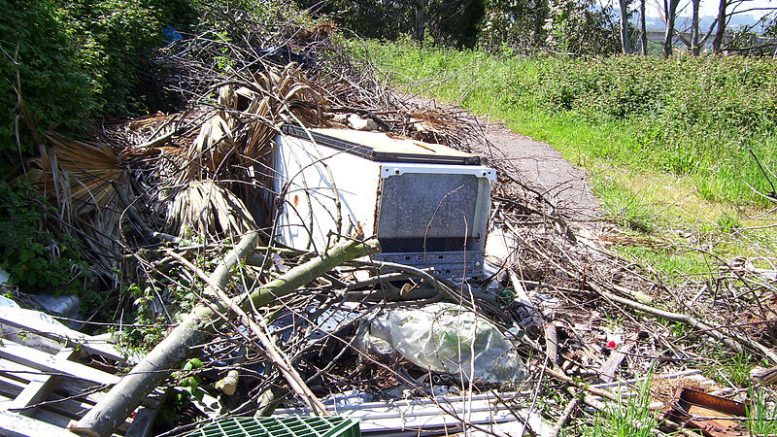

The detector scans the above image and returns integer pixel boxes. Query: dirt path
[405,96,602,227]
[472,119,603,227]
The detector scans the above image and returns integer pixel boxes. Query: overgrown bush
[522,55,777,202]
[0,0,196,296]
[0,1,95,159]
[1,0,204,154]
[365,42,777,205]
[59,0,166,116]
[0,182,88,295]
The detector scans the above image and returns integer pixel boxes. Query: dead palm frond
[175,63,327,184]
[166,180,258,239]
[28,133,125,219]
[178,112,236,181]
[25,134,128,283]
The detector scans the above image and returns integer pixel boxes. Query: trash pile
[5,10,776,437]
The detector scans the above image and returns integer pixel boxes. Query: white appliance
[272,125,496,280]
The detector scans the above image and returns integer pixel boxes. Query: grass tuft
[748,388,777,436]
[581,374,658,437]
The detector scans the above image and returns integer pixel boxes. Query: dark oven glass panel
[377,173,479,241]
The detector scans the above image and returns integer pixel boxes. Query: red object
[606,340,617,349]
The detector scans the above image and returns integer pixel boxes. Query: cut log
[70,235,380,437]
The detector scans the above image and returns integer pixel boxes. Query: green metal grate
[187,416,361,437]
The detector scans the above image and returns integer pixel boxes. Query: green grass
[578,375,658,437]
[359,42,777,206]
[748,388,777,436]
[357,40,777,282]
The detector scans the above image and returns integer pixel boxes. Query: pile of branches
[21,7,777,437]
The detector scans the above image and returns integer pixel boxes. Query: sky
[643,0,775,19]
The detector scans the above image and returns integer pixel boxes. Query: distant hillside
[644,14,769,33]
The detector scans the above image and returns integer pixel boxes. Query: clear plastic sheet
[360,303,527,384]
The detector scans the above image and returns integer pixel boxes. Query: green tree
[543,0,619,54]
[479,0,550,53]
[295,0,484,48]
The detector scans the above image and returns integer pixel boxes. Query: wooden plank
[30,407,72,428]
[0,371,130,433]
[0,307,124,361]
[0,356,134,435]
[9,348,76,416]
[0,410,79,436]
[0,358,103,405]
[597,340,635,383]
[0,372,92,420]
[125,389,166,437]
[0,357,48,384]
[0,339,120,386]
[124,406,159,437]
[0,375,24,399]
[0,381,74,430]
[55,379,103,404]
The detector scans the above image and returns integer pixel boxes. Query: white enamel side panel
[273,134,382,252]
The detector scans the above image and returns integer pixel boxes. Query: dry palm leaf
[25,134,127,282]
[29,133,125,218]
[181,113,236,179]
[239,96,275,164]
[176,63,327,182]
[167,180,258,239]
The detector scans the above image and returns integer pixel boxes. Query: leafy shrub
[0,0,200,159]
[0,182,88,295]
[0,0,195,299]
[59,0,166,116]
[0,1,95,161]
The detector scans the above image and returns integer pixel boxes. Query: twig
[167,249,328,415]
[547,397,578,437]
[590,281,777,364]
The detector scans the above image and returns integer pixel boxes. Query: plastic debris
[346,114,378,131]
[0,267,8,286]
[0,295,18,308]
[359,303,527,384]
[162,25,183,42]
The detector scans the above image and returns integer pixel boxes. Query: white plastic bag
[362,303,526,384]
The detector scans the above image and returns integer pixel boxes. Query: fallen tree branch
[70,235,380,437]
[590,282,777,364]
[166,250,329,416]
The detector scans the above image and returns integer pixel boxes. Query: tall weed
[364,42,777,205]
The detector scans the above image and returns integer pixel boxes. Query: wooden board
[0,340,120,386]
[0,410,80,436]
[10,348,75,416]
[0,306,124,361]
[0,306,158,436]
[0,357,104,405]
[0,369,93,419]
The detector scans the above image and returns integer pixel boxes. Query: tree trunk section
[619,0,631,54]
[712,0,727,54]
[640,0,648,55]
[691,0,701,55]
[414,0,427,44]
[69,236,381,437]
[663,0,679,57]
